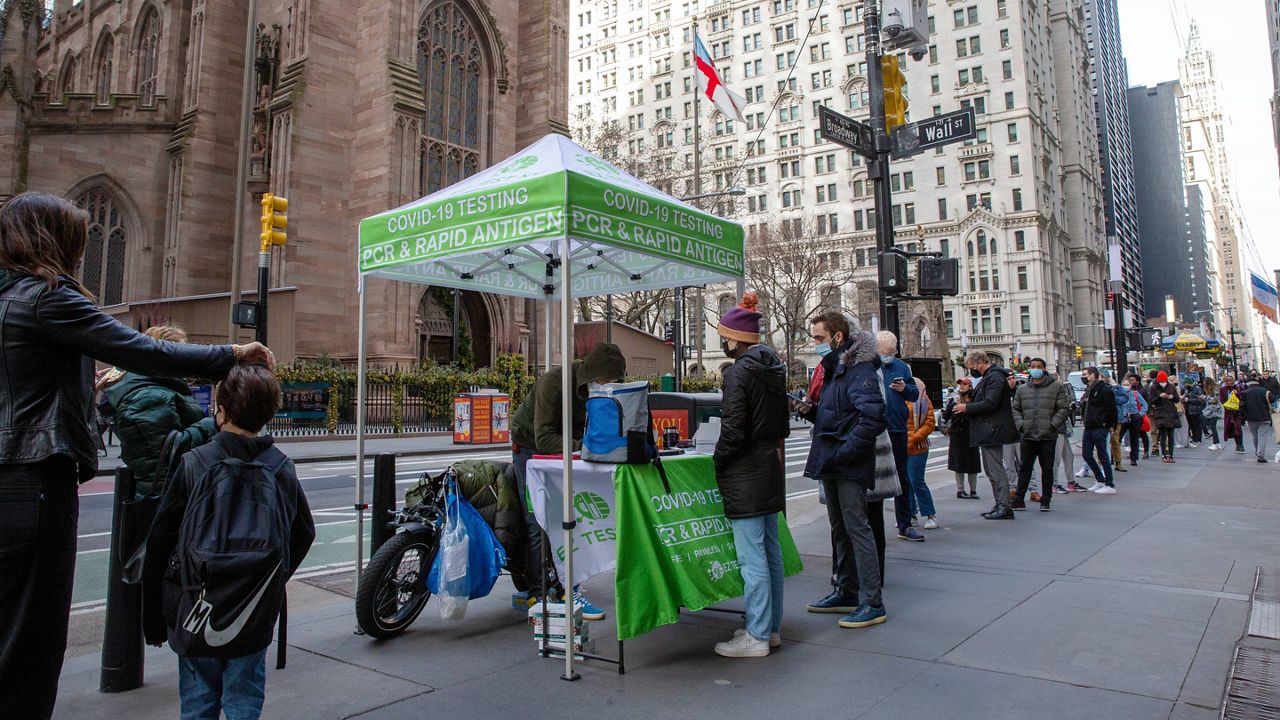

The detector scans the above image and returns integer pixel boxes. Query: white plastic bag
[438,492,471,620]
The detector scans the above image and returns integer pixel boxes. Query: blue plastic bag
[428,491,507,607]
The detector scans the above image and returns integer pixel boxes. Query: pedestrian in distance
[1201,378,1223,450]
[942,377,981,500]
[142,365,315,720]
[951,351,1020,519]
[904,378,938,529]
[1011,358,1071,511]
[1108,375,1130,474]
[509,341,626,617]
[1239,376,1274,463]
[875,331,926,542]
[1119,374,1149,467]
[103,325,220,498]
[1222,375,1247,453]
[0,192,275,720]
[1183,378,1206,447]
[712,294,792,657]
[1057,375,1084,494]
[1147,371,1183,462]
[1080,367,1118,493]
[802,320,889,630]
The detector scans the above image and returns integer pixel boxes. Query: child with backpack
[142,364,315,720]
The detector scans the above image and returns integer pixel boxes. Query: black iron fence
[264,381,455,437]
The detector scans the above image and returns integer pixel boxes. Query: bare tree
[746,217,859,377]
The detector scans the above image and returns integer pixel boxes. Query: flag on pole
[693,32,746,123]
[1251,272,1279,323]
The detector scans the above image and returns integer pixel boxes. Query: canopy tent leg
[354,276,369,601]
[559,236,579,682]
[545,291,554,373]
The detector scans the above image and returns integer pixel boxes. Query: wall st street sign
[818,105,876,159]
[890,107,977,159]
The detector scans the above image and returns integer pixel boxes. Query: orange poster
[472,396,492,444]
[453,397,472,444]
[651,409,689,440]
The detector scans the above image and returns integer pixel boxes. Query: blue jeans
[730,514,784,641]
[1081,428,1114,487]
[905,452,935,517]
[179,649,268,720]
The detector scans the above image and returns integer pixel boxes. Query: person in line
[1119,374,1149,467]
[904,378,938,529]
[1225,375,1248,454]
[1057,374,1083,494]
[509,341,626,618]
[951,351,1020,519]
[1201,378,1223,451]
[0,192,274,720]
[1146,371,1183,463]
[142,365,315,720]
[1108,374,1130,475]
[103,325,220,498]
[1240,375,1274,463]
[1011,358,1072,511]
[1183,377,1206,448]
[803,320,889,630]
[876,331,925,542]
[1080,366,1118,493]
[1148,370,1164,455]
[711,294,791,657]
[942,377,981,500]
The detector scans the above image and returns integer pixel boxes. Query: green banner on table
[613,455,803,641]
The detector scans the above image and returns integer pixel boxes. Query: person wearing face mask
[1080,366,1118,492]
[1010,358,1072,511]
[1118,374,1149,466]
[1145,371,1182,462]
[711,294,791,657]
[942,377,982,499]
[952,351,1020,519]
[875,331,925,542]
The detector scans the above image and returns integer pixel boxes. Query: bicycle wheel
[355,529,438,639]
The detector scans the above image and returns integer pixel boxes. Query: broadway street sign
[818,105,875,159]
[891,107,977,159]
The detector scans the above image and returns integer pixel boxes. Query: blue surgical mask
[1029,368,1045,380]
[879,354,895,365]
[815,342,832,357]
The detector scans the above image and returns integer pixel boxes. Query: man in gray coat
[1011,358,1072,511]
[952,351,1020,519]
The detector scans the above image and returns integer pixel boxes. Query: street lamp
[679,186,746,204]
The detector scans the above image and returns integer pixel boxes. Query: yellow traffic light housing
[1075,345,1084,360]
[260,193,288,250]
[881,55,908,131]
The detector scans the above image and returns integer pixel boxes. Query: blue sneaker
[897,527,925,542]
[806,590,859,614]
[573,587,606,621]
[838,604,887,629]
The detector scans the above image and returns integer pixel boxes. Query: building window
[75,187,129,306]
[1017,265,1028,290]
[1010,155,1020,175]
[1000,29,1010,49]
[136,6,162,105]
[94,34,114,104]
[56,54,79,102]
[418,1,490,194]
[1015,230,1026,251]
[1020,305,1031,333]
[1007,122,1019,142]
[1012,188,1023,211]
[938,197,947,220]
[1002,59,1012,80]
[939,238,950,257]
[936,166,946,185]
[944,310,954,337]
[1004,91,1015,110]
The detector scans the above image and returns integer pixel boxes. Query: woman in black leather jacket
[0,193,274,719]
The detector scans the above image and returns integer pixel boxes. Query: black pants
[890,432,912,532]
[1203,418,1220,445]
[1187,414,1203,443]
[0,458,79,720]
[1125,420,1143,463]
[822,478,883,607]
[512,448,556,597]
[1158,428,1176,457]
[829,498,886,587]
[1015,438,1056,505]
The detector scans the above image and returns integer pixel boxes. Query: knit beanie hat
[717,292,762,344]
[1156,371,1169,383]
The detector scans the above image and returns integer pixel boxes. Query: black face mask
[721,339,735,358]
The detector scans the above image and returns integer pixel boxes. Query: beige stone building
[0,0,569,366]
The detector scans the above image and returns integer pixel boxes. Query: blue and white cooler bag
[582,381,655,463]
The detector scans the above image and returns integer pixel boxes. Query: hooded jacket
[1240,382,1274,423]
[0,271,235,481]
[510,343,627,454]
[1083,379,1119,429]
[713,345,791,518]
[905,395,935,455]
[1144,381,1182,429]
[879,356,919,433]
[964,364,1019,447]
[1011,375,1072,441]
[104,373,217,496]
[803,332,888,488]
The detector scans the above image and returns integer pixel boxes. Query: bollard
[371,453,397,554]
[100,467,144,693]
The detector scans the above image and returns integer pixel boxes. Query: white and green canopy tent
[354,133,744,677]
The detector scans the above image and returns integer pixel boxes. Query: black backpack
[165,445,295,661]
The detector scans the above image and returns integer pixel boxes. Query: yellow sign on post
[881,55,908,131]
[260,193,288,250]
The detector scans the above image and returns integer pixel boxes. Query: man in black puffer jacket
[712,294,790,658]
[953,351,1019,519]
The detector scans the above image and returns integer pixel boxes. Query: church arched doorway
[415,287,493,367]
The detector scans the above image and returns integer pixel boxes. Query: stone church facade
[0,0,568,365]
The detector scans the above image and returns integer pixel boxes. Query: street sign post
[818,105,876,159]
[890,107,977,159]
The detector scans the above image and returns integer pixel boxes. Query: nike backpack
[165,445,295,659]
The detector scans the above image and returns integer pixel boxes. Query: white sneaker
[1086,482,1104,492]
[1176,444,1185,449]
[1209,444,1220,451]
[1094,485,1117,495]
[716,631,770,657]
[1188,442,1200,448]
[924,516,938,530]
[1074,467,1089,478]
[734,627,781,648]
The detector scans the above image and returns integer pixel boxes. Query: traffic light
[881,55,908,131]
[1075,345,1083,360]
[260,193,288,249]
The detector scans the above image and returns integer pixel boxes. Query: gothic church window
[418,1,489,194]
[136,6,162,105]
[75,188,128,306]
[94,34,114,104]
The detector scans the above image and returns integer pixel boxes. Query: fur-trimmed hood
[838,331,878,367]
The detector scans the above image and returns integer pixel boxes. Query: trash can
[660,373,676,392]
[453,391,511,444]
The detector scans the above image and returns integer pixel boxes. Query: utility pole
[227,0,260,341]
[1226,306,1238,375]
[865,1,899,342]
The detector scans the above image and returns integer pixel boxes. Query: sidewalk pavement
[57,441,1277,720]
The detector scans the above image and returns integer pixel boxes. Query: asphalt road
[70,433,961,609]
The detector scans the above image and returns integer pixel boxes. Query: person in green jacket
[102,326,217,498]
[509,342,626,615]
